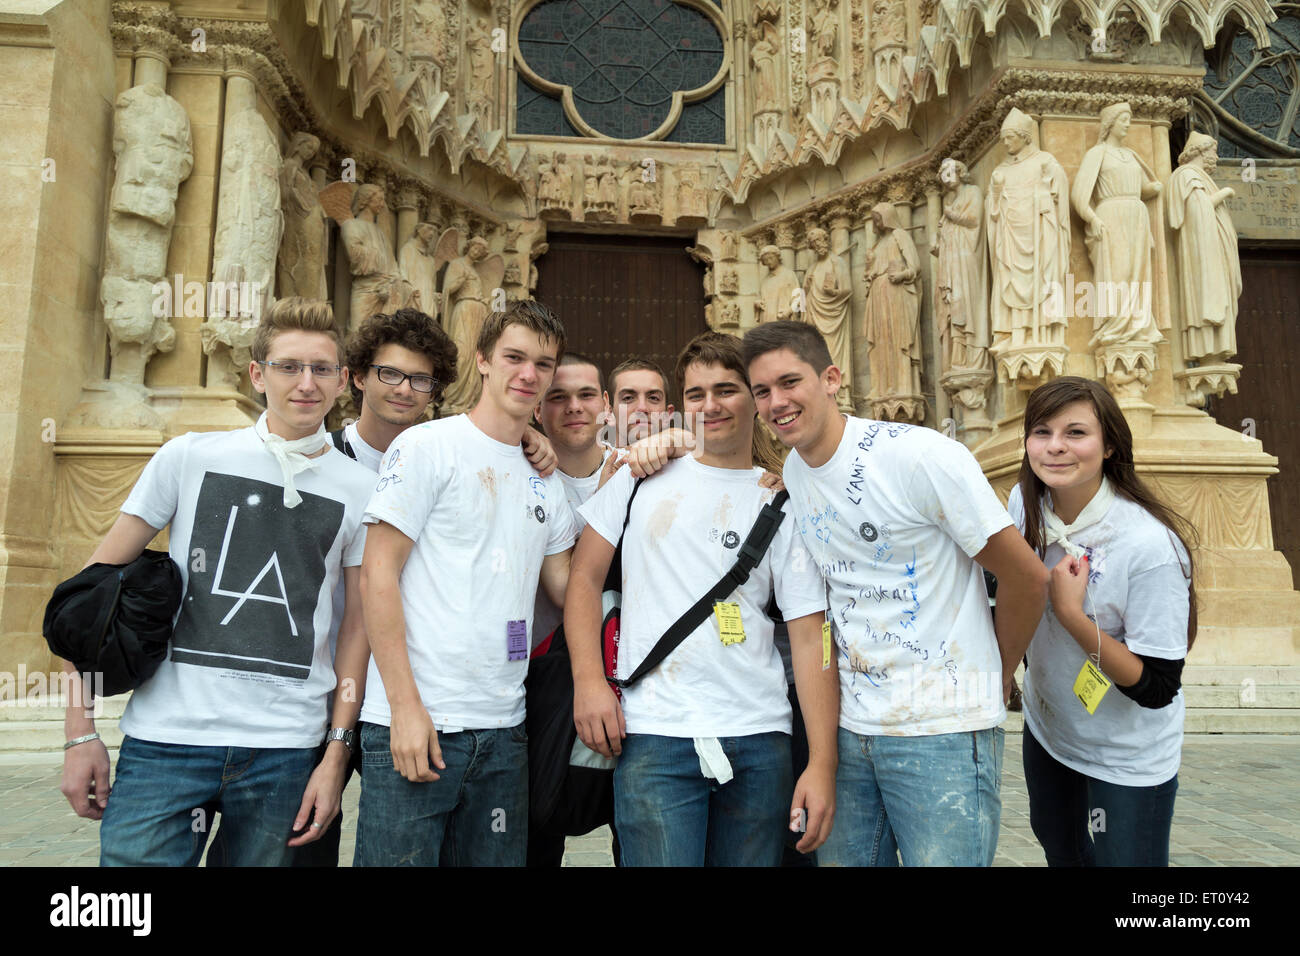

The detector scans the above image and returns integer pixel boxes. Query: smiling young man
[567,331,838,866]
[293,306,455,867]
[356,298,578,867]
[60,297,375,866]
[743,320,1049,867]
[608,358,674,446]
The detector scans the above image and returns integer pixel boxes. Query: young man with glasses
[356,299,578,866]
[60,298,377,866]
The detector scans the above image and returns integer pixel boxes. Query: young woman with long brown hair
[1008,376,1196,866]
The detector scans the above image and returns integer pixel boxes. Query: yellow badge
[1073,660,1111,714]
[821,620,833,670]
[714,601,746,645]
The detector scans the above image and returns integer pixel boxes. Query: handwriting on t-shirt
[800,504,838,545]
[845,456,865,505]
[856,420,913,455]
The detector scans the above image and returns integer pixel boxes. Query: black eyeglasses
[371,364,438,393]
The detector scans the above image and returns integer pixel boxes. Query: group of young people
[58,295,1194,868]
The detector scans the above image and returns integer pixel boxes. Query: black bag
[525,486,790,836]
[43,550,184,697]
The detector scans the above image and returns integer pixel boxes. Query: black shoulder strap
[602,476,644,593]
[610,490,789,689]
[330,427,358,461]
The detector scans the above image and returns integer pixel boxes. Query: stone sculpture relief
[408,0,448,64]
[750,19,781,112]
[399,222,441,319]
[1168,130,1242,405]
[539,152,574,219]
[206,108,283,389]
[933,158,989,373]
[627,164,662,222]
[341,183,416,327]
[754,245,801,324]
[467,16,495,124]
[99,83,193,392]
[986,107,1071,387]
[1071,101,1163,398]
[863,202,923,422]
[675,164,709,224]
[872,0,906,98]
[802,226,854,411]
[434,229,505,412]
[277,132,329,301]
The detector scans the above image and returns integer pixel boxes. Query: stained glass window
[516,0,727,142]
[1202,12,1300,157]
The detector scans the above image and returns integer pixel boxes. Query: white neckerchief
[1042,476,1115,558]
[254,412,328,508]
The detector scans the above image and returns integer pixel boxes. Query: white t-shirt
[1008,485,1189,786]
[360,414,578,731]
[118,427,373,748]
[327,421,386,659]
[580,456,825,738]
[531,446,615,649]
[782,417,1012,737]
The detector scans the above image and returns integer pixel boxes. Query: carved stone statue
[933,159,989,372]
[864,203,922,419]
[675,164,708,223]
[408,0,448,65]
[986,108,1071,358]
[1071,102,1163,351]
[1168,131,1241,364]
[598,157,619,211]
[802,226,854,410]
[277,132,329,301]
[720,230,739,261]
[99,83,193,390]
[206,108,283,388]
[341,183,415,327]
[750,21,780,111]
[399,222,440,320]
[540,152,574,219]
[467,16,495,123]
[755,245,800,323]
[435,230,506,412]
[872,0,906,95]
[528,240,548,298]
[628,164,661,221]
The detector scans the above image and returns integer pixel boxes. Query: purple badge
[507,620,528,661]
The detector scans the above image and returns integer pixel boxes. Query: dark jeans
[291,741,362,867]
[354,721,528,867]
[1022,725,1178,867]
[100,735,318,866]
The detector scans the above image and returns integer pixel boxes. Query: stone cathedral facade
[2,0,1298,703]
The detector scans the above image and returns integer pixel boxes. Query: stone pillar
[395,183,421,252]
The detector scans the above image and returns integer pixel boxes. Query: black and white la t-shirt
[118,427,374,748]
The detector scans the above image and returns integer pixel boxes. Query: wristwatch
[325,727,356,755]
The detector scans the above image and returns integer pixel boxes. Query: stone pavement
[2,734,1297,867]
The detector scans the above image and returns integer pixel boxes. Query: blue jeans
[613,732,792,867]
[1022,725,1177,866]
[354,721,528,866]
[100,735,320,867]
[819,726,1004,866]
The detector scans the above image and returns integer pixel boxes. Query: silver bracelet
[64,732,101,751]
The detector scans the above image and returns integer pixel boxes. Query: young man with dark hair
[60,297,375,866]
[608,357,674,446]
[293,306,454,866]
[356,299,579,867]
[568,331,838,867]
[743,320,1050,867]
